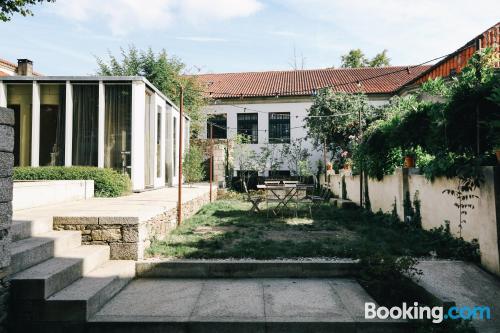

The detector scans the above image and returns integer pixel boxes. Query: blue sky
[0,0,498,75]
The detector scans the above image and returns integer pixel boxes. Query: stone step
[11,217,53,242]
[10,230,82,275]
[44,260,135,322]
[11,245,110,300]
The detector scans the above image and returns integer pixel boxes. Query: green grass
[147,199,480,261]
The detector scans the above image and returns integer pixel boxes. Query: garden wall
[0,107,14,332]
[324,167,500,276]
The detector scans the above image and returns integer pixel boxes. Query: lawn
[147,199,479,261]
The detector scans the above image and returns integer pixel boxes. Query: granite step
[45,260,136,321]
[11,245,110,300]
[11,217,54,242]
[10,230,82,275]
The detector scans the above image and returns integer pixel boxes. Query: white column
[97,81,105,168]
[64,81,73,166]
[0,82,6,107]
[31,81,40,167]
[131,81,146,191]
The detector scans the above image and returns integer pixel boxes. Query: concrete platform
[12,184,215,260]
[89,278,409,333]
[13,183,212,224]
[416,260,500,333]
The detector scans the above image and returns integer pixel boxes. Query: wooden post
[323,137,327,183]
[177,86,184,226]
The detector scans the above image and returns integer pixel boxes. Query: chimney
[17,59,33,76]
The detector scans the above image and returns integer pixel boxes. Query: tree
[368,49,391,67]
[340,49,391,68]
[96,46,206,136]
[0,0,54,21]
[183,145,206,185]
[280,138,311,177]
[340,49,367,68]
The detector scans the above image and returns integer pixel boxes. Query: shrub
[13,166,131,197]
[183,145,206,184]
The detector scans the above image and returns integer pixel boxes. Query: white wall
[324,167,500,276]
[202,97,389,175]
[131,81,146,191]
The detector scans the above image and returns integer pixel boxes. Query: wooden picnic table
[257,184,314,217]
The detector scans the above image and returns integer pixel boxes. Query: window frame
[237,113,258,144]
[207,114,227,139]
[268,112,290,144]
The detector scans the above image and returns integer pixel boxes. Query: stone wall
[324,167,500,277]
[0,107,14,332]
[54,188,218,260]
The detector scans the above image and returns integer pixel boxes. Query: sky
[0,0,498,75]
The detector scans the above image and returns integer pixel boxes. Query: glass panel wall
[104,84,131,174]
[7,84,32,166]
[72,85,98,166]
[39,84,65,166]
[157,106,162,178]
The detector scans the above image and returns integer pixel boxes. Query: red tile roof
[0,57,43,76]
[194,66,431,98]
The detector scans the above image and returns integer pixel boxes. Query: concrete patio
[89,277,408,333]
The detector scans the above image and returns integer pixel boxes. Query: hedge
[13,166,131,197]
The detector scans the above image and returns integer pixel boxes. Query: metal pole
[177,86,184,226]
[358,108,363,207]
[209,124,213,202]
[323,137,327,183]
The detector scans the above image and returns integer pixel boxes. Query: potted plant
[403,150,416,168]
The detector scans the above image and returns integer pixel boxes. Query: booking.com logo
[365,302,491,324]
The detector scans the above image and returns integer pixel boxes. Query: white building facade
[196,67,430,177]
[0,76,189,192]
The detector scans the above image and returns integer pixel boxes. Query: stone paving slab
[415,260,500,333]
[91,277,409,333]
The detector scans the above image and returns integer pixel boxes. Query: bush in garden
[13,166,131,197]
[183,145,206,184]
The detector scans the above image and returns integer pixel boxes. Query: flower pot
[404,156,415,168]
[326,163,333,171]
[343,164,350,170]
[496,149,500,164]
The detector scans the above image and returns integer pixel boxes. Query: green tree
[340,49,391,68]
[0,0,54,21]
[96,46,206,136]
[368,49,391,67]
[340,49,367,68]
[183,145,206,184]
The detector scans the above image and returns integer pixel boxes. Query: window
[104,84,131,173]
[207,114,227,139]
[7,84,32,166]
[237,113,258,143]
[72,85,99,166]
[268,112,290,143]
[40,84,66,166]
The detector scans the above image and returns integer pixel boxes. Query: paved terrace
[13,184,215,260]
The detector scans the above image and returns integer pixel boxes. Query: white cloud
[53,0,262,36]
[282,0,500,65]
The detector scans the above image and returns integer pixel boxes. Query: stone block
[0,125,13,153]
[0,178,12,202]
[0,203,11,223]
[0,153,13,178]
[53,216,98,224]
[91,228,122,242]
[98,216,139,224]
[110,243,138,260]
[122,227,139,242]
[0,108,14,126]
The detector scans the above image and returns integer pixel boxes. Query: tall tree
[368,49,391,67]
[96,46,206,136]
[340,49,391,68]
[0,0,54,21]
[340,49,367,68]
